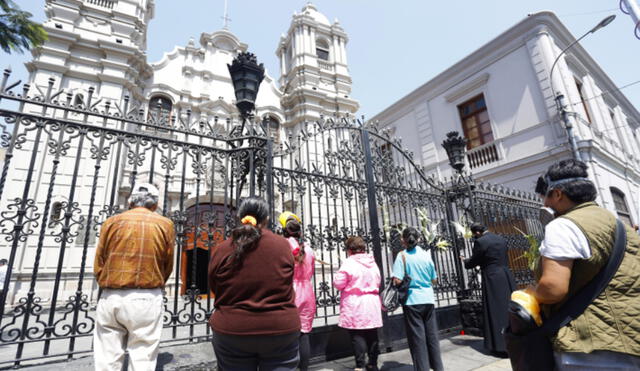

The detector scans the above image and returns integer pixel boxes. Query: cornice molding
[444,73,490,103]
[372,11,640,124]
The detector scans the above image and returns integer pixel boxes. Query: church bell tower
[277,3,359,127]
[26,0,154,104]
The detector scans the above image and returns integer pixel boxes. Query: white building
[373,11,640,227]
[1,0,359,305]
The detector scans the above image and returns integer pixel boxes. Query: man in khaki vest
[532,159,640,369]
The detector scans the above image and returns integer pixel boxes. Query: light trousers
[93,288,164,371]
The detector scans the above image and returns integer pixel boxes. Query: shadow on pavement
[156,352,174,370]
[448,336,493,356]
[380,360,413,370]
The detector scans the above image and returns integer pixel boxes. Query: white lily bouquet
[381,207,451,252]
[450,217,473,240]
[416,208,450,251]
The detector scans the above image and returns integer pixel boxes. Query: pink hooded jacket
[288,237,316,333]
[333,253,382,329]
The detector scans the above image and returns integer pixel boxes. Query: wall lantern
[442,131,468,173]
[227,51,265,119]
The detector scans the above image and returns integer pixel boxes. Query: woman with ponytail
[208,197,301,370]
[280,212,316,371]
[392,226,444,371]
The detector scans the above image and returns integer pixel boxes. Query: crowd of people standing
[90,186,447,370]
[88,159,640,371]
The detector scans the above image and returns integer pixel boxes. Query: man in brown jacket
[93,183,175,371]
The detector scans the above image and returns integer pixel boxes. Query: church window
[50,202,63,222]
[74,93,84,108]
[316,39,329,61]
[148,95,173,124]
[610,188,633,226]
[264,116,281,144]
[458,94,493,149]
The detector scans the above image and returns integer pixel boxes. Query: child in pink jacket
[281,213,316,371]
[333,236,382,371]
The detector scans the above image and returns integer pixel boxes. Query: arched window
[264,116,280,144]
[148,95,173,124]
[50,201,63,221]
[316,38,329,61]
[610,187,633,226]
[74,93,84,108]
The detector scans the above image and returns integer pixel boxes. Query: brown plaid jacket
[94,207,175,289]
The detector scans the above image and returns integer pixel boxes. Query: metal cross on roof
[221,0,232,29]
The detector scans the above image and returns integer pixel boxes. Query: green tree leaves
[0,0,47,54]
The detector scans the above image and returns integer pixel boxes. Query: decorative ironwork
[0,68,542,367]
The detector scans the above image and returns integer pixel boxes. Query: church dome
[301,2,330,26]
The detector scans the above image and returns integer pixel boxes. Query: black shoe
[492,350,509,358]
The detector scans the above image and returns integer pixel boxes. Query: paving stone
[13,334,504,370]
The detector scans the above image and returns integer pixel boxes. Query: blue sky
[4,1,640,117]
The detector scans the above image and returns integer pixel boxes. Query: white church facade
[373,11,640,227]
[1,0,359,306]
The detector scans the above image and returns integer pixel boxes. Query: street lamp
[441,131,476,303]
[549,15,616,161]
[228,51,265,121]
[442,131,468,174]
[227,51,265,198]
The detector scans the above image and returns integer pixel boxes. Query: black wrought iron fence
[0,69,542,367]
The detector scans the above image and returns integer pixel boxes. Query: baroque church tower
[26,0,154,104]
[277,3,359,127]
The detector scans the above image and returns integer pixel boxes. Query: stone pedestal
[457,290,483,336]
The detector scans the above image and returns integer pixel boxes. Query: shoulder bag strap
[538,219,627,336]
[402,252,408,276]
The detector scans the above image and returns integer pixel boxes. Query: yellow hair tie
[241,215,257,226]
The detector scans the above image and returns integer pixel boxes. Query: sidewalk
[311,335,511,371]
[14,334,511,370]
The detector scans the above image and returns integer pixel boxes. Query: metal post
[555,94,582,161]
[361,129,390,349]
[266,138,275,229]
[445,189,466,291]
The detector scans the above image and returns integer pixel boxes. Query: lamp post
[441,131,478,289]
[442,131,484,334]
[441,130,477,219]
[548,15,616,162]
[227,51,265,197]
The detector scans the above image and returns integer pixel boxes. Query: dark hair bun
[402,227,421,249]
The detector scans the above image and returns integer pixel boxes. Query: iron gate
[0,70,542,367]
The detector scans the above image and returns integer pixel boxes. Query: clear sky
[4,1,639,118]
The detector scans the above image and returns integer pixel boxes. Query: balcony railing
[83,0,116,9]
[466,141,500,169]
[318,61,334,71]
